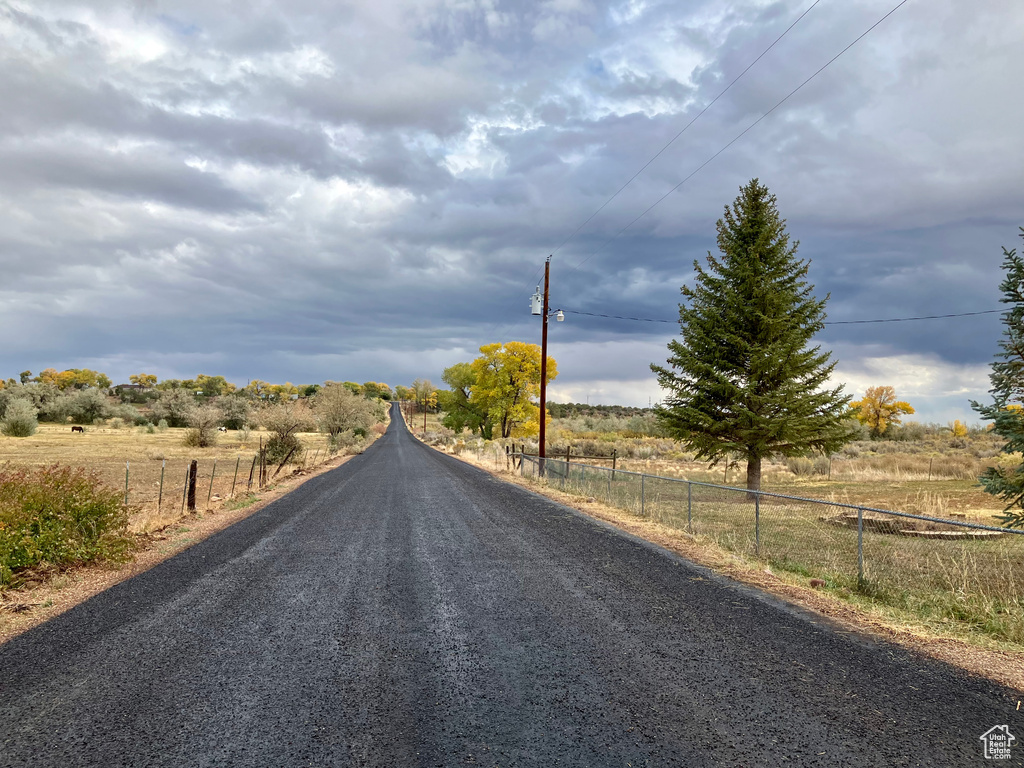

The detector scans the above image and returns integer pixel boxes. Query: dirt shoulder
[445,447,1024,693]
[0,454,354,645]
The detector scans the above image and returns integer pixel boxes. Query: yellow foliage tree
[949,420,969,438]
[129,373,158,388]
[37,367,110,390]
[470,341,557,439]
[849,385,915,438]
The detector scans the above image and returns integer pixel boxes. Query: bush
[217,395,251,430]
[183,404,222,448]
[157,419,169,431]
[266,433,302,463]
[0,465,134,585]
[1,400,38,437]
[152,389,198,428]
[787,456,815,476]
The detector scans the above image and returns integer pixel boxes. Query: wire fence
[514,452,1024,640]
[112,448,332,528]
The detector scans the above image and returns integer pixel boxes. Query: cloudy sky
[1,0,1021,423]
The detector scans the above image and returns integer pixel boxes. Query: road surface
[0,403,1019,766]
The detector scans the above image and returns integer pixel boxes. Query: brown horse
[71,426,85,433]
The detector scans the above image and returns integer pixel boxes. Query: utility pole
[539,257,551,476]
[532,257,562,477]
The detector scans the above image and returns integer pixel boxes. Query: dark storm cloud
[0,0,1021,420]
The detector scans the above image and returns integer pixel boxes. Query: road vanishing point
[0,404,1019,767]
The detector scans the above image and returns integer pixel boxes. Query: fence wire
[516,453,1024,639]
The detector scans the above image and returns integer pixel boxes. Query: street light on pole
[531,257,563,476]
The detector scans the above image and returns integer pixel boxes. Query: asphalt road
[1,403,1020,767]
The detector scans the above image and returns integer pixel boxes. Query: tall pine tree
[652,179,851,491]
[971,227,1024,527]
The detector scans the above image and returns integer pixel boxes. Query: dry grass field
[0,423,336,533]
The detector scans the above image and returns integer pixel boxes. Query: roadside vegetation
[0,465,135,586]
[0,371,392,591]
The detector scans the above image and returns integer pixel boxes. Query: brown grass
[0,423,335,533]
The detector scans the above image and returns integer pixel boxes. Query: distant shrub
[1,400,38,437]
[157,419,169,431]
[786,457,815,476]
[0,465,134,585]
[111,403,146,425]
[182,404,222,448]
[109,417,125,430]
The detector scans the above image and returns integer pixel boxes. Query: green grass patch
[224,493,261,511]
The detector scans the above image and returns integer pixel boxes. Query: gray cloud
[0,0,1021,421]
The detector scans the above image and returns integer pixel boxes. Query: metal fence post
[207,459,217,505]
[857,506,865,586]
[641,473,646,516]
[754,492,760,556]
[231,456,240,498]
[158,459,165,511]
[687,482,692,534]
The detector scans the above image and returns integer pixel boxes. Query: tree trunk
[746,455,762,492]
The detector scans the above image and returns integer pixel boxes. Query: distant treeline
[547,402,654,419]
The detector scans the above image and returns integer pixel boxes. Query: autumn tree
[652,179,851,492]
[196,375,235,396]
[35,368,110,391]
[129,373,158,388]
[972,226,1024,526]
[849,386,915,438]
[468,341,557,439]
[243,380,271,399]
[362,382,392,400]
[438,362,492,438]
[411,378,437,413]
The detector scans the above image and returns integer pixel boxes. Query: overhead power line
[490,0,826,342]
[571,0,912,272]
[561,308,1001,325]
[550,0,823,258]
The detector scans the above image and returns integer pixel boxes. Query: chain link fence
[515,452,1024,642]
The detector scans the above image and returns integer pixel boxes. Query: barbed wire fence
[115,446,334,527]
[511,451,1024,640]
